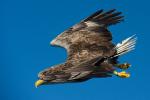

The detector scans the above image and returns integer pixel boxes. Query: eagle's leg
[113,70,130,78]
[114,63,131,69]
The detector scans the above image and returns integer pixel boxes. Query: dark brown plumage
[35,9,136,87]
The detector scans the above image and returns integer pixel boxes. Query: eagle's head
[35,64,69,87]
[35,68,54,87]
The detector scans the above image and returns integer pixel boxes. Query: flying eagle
[35,9,137,87]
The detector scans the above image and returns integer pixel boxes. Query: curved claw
[113,71,130,78]
[115,63,131,69]
[117,71,130,78]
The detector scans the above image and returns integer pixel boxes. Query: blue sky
[1,0,150,100]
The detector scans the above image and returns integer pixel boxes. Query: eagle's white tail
[113,35,137,57]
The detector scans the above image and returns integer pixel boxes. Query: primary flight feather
[35,9,136,87]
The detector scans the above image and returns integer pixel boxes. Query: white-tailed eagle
[35,9,137,87]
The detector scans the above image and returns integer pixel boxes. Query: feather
[83,9,123,27]
[113,35,137,57]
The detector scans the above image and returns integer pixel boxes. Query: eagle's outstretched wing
[50,9,123,65]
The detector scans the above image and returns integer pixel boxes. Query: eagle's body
[35,9,136,87]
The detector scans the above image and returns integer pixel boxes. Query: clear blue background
[1,0,149,100]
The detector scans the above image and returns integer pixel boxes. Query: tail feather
[113,35,137,57]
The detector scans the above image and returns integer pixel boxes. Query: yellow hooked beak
[35,80,45,88]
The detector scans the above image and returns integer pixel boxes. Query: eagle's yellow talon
[118,71,130,78]
[113,71,130,78]
[115,63,131,69]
